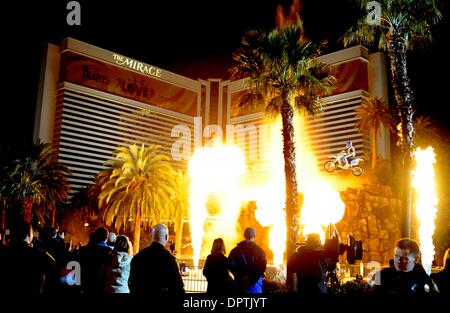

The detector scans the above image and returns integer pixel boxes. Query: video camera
[324,235,363,265]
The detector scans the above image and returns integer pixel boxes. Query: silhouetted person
[79,226,112,294]
[431,248,450,294]
[203,238,234,295]
[36,226,68,293]
[373,238,438,295]
[287,233,335,295]
[102,235,133,293]
[0,220,55,294]
[169,240,176,255]
[129,224,184,294]
[38,227,68,276]
[389,258,395,267]
[228,227,267,293]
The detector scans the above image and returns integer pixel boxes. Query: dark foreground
[5,294,448,312]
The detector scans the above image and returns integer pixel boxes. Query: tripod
[326,268,341,294]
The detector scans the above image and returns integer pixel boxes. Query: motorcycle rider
[340,141,355,169]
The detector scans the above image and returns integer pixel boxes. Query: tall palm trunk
[51,205,56,227]
[1,198,6,230]
[24,198,33,223]
[387,30,415,238]
[175,214,183,258]
[371,128,377,169]
[281,97,299,259]
[133,204,141,254]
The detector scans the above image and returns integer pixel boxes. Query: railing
[178,259,208,293]
[337,262,443,282]
[176,258,445,294]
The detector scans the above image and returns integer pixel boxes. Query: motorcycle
[323,154,364,176]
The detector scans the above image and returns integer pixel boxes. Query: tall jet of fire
[251,118,287,265]
[188,144,246,266]
[291,112,346,243]
[412,146,438,275]
[251,112,346,263]
[301,180,346,242]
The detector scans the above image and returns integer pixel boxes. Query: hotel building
[34,38,391,193]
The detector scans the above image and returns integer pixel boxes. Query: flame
[187,112,348,265]
[276,0,303,28]
[300,180,346,242]
[188,144,246,266]
[253,119,286,265]
[250,113,345,263]
[412,146,438,275]
[292,113,346,242]
[252,182,286,265]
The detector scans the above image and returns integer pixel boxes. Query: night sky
[1,0,449,149]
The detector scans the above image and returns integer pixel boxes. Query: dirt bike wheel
[352,165,364,176]
[324,161,336,172]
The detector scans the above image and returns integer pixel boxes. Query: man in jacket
[228,227,267,293]
[373,238,438,295]
[287,233,336,295]
[129,223,184,294]
[0,220,56,294]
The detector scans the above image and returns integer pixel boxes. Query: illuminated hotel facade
[34,38,391,193]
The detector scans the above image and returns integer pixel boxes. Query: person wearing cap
[228,227,267,293]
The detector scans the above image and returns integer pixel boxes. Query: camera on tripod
[324,234,363,265]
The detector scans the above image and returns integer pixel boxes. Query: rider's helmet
[346,140,353,147]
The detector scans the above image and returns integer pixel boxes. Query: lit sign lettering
[113,53,162,78]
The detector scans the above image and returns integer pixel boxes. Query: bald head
[151,224,169,246]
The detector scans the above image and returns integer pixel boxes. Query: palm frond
[355,96,397,135]
[413,115,441,148]
[343,0,442,51]
[231,23,336,120]
[98,144,178,238]
[4,142,71,224]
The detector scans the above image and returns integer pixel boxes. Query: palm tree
[68,177,105,224]
[0,145,15,228]
[171,170,190,256]
[344,0,442,237]
[230,22,336,259]
[75,168,113,215]
[8,171,43,223]
[98,144,178,253]
[34,144,72,226]
[355,96,397,169]
[6,143,71,225]
[413,116,441,149]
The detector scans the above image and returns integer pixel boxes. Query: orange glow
[293,113,345,243]
[300,180,345,242]
[249,113,346,262]
[412,146,438,275]
[188,144,246,266]
[187,112,349,265]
